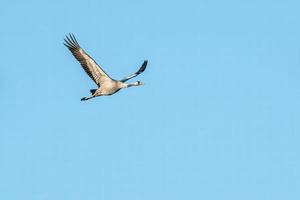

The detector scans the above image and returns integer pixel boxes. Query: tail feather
[90,89,97,95]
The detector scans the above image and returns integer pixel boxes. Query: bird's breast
[100,81,121,95]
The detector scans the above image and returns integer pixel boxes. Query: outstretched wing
[121,60,148,82]
[64,34,112,86]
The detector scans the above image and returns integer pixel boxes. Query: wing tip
[140,60,148,72]
[64,33,80,49]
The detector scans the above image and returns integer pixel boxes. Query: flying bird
[64,34,147,101]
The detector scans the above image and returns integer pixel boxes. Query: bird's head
[135,81,144,86]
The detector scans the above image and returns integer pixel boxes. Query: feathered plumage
[64,34,147,101]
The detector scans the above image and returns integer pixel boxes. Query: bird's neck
[126,82,139,87]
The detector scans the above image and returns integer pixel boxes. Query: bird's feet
[81,97,88,101]
[81,96,94,101]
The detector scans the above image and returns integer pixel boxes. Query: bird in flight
[64,34,147,101]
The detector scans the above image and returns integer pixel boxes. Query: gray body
[93,79,125,96]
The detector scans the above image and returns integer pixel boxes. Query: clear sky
[0,0,299,199]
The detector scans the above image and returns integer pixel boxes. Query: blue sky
[0,0,299,199]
